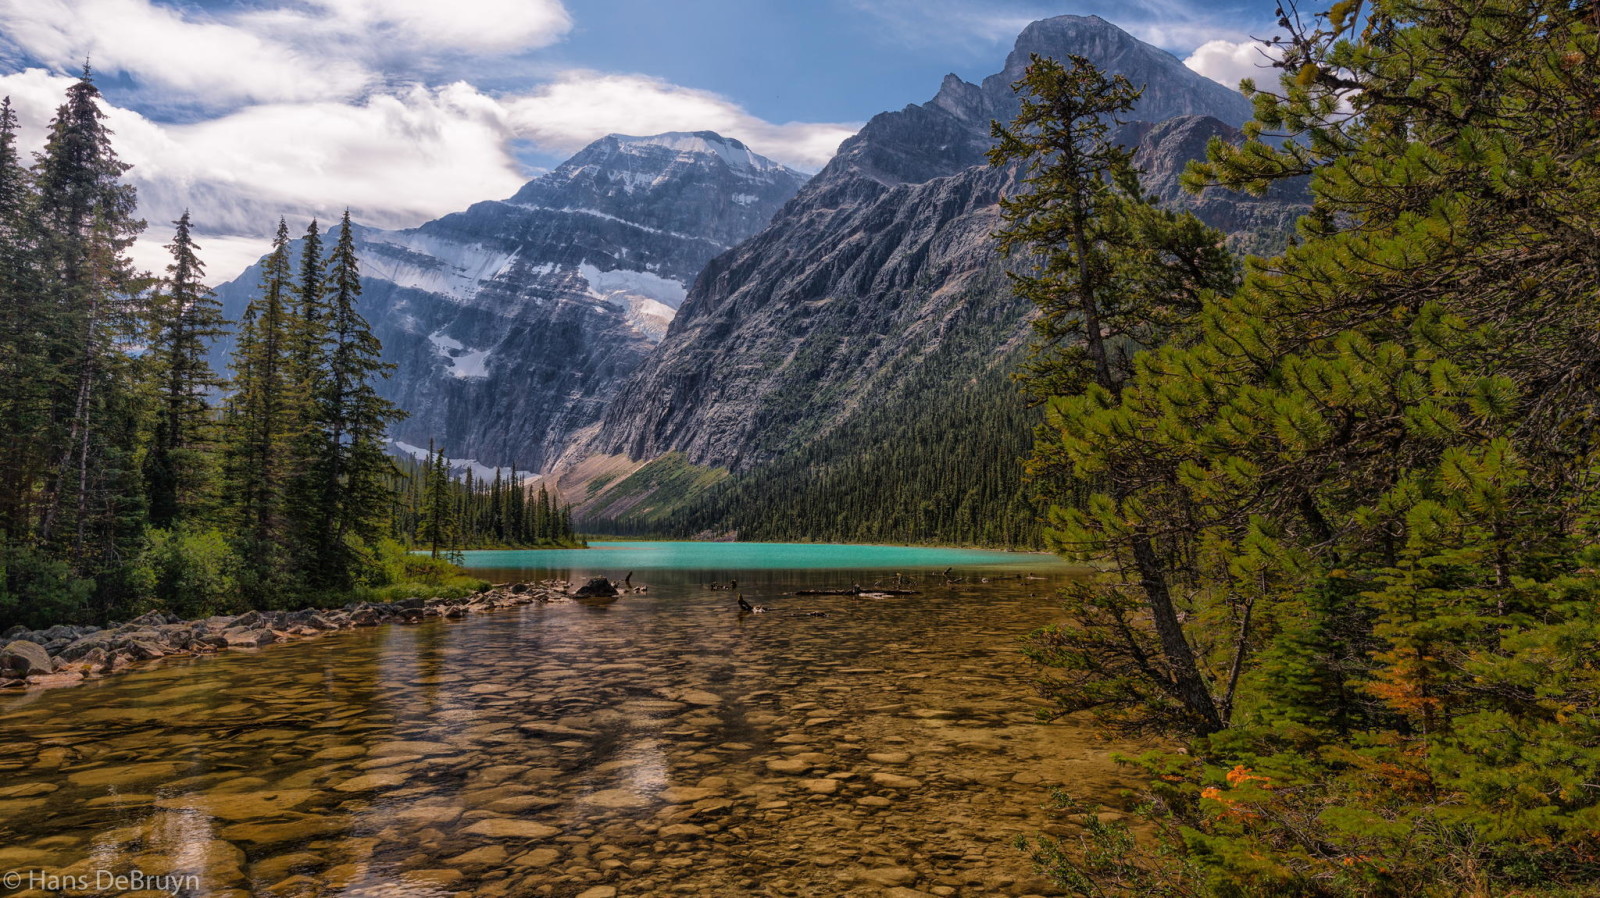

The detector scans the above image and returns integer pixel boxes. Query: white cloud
[1184,38,1282,91]
[505,72,857,171]
[0,0,371,106]
[0,65,855,283]
[296,0,572,55]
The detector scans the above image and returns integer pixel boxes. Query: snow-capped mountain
[211,131,809,471]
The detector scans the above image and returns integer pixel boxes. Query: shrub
[0,540,95,630]
[130,526,246,620]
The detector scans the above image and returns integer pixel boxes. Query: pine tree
[295,211,402,589]
[990,54,1238,733]
[144,211,227,528]
[222,220,296,594]
[287,218,324,403]
[419,441,454,558]
[0,96,45,542]
[1021,0,1600,889]
[30,66,146,603]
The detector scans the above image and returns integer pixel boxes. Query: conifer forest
[1,0,1598,895]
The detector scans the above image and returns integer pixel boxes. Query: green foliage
[1015,790,1202,898]
[143,210,228,528]
[286,211,404,591]
[994,52,1241,734]
[128,526,243,620]
[1012,0,1600,892]
[0,539,94,630]
[359,538,487,601]
[0,73,479,627]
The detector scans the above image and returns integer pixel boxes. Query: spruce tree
[0,96,44,541]
[30,67,146,603]
[222,220,295,595]
[144,211,227,528]
[295,211,402,589]
[419,442,453,558]
[287,218,324,402]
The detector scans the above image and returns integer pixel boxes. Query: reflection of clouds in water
[623,737,672,795]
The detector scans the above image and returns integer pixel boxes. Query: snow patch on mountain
[577,263,687,343]
[611,131,788,175]
[393,440,539,483]
[364,234,520,302]
[428,330,492,379]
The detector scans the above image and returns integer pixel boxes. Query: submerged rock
[572,577,620,598]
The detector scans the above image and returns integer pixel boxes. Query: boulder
[58,636,111,661]
[572,577,619,598]
[231,610,267,630]
[123,640,167,661]
[222,629,263,649]
[1,640,53,676]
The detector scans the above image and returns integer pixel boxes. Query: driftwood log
[794,587,920,596]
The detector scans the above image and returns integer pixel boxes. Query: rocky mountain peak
[824,14,1253,188]
[984,15,1253,126]
[501,129,810,259]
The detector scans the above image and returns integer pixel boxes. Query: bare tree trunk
[1131,533,1224,732]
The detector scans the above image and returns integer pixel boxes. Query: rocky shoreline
[0,578,605,691]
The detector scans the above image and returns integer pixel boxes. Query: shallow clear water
[0,543,1136,897]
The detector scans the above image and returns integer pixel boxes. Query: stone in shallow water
[764,759,811,775]
[155,789,319,821]
[333,772,408,792]
[578,788,652,809]
[449,844,508,867]
[661,787,716,803]
[463,818,560,839]
[249,850,324,884]
[402,869,462,888]
[66,761,183,788]
[867,751,911,765]
[0,782,57,798]
[514,848,561,868]
[658,823,706,839]
[392,804,462,825]
[858,866,919,887]
[871,772,922,789]
[575,887,617,898]
[220,814,347,848]
[368,740,454,756]
[801,779,839,794]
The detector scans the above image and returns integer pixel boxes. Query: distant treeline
[393,446,579,555]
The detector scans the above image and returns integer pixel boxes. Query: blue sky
[0,0,1278,278]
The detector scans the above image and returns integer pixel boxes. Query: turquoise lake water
[457,540,1065,582]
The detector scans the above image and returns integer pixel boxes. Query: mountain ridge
[209,130,809,472]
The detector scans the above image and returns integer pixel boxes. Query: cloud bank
[0,0,858,281]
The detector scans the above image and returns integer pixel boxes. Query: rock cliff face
[582,16,1298,479]
[211,132,807,471]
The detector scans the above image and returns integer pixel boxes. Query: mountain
[562,16,1304,540]
[211,131,808,472]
